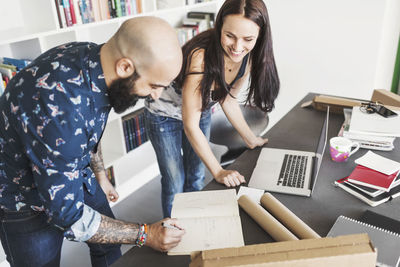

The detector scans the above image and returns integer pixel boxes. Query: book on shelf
[327,215,400,267]
[176,12,215,45]
[334,177,400,207]
[72,0,83,24]
[91,0,102,21]
[0,73,5,96]
[99,0,111,20]
[122,108,147,152]
[2,57,31,71]
[187,11,215,28]
[54,0,141,27]
[338,108,395,151]
[347,165,399,192]
[61,0,74,26]
[106,166,115,186]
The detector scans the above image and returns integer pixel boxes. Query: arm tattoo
[90,143,105,173]
[87,214,140,244]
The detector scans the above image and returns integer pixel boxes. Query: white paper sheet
[355,151,400,175]
[237,186,264,204]
[349,107,400,137]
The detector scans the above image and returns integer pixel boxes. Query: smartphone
[375,105,398,118]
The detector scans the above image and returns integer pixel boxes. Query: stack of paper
[338,108,395,151]
[348,106,400,137]
[334,151,400,206]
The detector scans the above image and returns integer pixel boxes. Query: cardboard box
[301,95,364,114]
[371,89,400,108]
[190,234,376,267]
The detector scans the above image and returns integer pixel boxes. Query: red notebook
[347,165,399,192]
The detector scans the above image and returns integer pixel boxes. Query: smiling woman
[144,0,280,218]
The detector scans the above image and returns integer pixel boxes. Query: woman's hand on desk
[214,169,245,187]
[146,218,185,252]
[246,137,268,149]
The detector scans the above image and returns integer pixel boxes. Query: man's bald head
[101,16,182,114]
[110,16,182,74]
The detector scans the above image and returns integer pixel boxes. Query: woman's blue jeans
[0,180,121,267]
[144,109,211,218]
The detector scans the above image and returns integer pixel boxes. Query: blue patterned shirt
[0,42,110,241]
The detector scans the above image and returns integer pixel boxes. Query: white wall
[264,0,399,128]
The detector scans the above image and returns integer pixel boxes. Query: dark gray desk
[112,93,400,267]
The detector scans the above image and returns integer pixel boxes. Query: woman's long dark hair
[175,0,280,112]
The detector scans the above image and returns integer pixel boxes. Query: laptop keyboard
[277,154,308,188]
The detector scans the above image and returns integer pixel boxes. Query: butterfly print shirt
[0,42,111,241]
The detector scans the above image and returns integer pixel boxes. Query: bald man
[0,16,184,267]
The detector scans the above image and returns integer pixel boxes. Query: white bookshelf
[0,0,221,265]
[0,0,220,198]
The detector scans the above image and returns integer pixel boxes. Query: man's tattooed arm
[87,214,139,244]
[90,144,105,174]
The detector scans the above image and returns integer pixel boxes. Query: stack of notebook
[335,151,400,206]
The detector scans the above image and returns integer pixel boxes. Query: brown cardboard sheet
[189,234,377,267]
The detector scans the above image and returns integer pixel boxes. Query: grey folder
[327,215,400,267]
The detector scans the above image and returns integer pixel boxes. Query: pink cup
[329,137,360,162]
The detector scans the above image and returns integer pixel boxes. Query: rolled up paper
[238,195,298,242]
[260,193,320,239]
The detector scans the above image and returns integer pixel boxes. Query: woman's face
[220,14,260,63]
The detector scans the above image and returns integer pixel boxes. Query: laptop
[248,107,329,197]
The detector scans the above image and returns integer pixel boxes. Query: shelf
[107,99,146,122]
[110,162,159,208]
[0,1,218,47]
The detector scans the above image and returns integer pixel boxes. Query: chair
[209,104,269,166]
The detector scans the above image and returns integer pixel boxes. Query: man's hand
[214,169,245,187]
[97,172,119,202]
[145,218,185,252]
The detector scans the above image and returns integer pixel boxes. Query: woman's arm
[182,49,245,187]
[222,66,268,149]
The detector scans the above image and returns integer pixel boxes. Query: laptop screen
[311,106,330,192]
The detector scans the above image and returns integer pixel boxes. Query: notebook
[167,189,244,255]
[248,107,329,197]
[359,210,400,236]
[327,215,400,267]
[334,177,400,207]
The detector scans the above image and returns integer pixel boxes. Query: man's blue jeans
[144,109,211,218]
[0,180,121,267]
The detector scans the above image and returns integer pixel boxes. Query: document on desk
[168,189,244,255]
[349,106,400,137]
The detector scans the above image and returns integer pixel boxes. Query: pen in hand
[162,222,182,230]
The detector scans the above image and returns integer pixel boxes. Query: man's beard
[107,71,146,114]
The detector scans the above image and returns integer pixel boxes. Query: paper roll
[238,195,298,242]
[260,193,321,239]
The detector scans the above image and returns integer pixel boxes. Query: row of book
[122,109,148,153]
[54,0,143,28]
[334,151,400,207]
[185,0,214,4]
[0,57,31,96]
[176,11,214,45]
[105,166,116,186]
